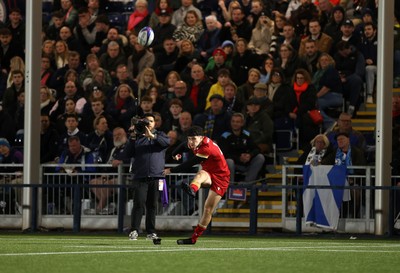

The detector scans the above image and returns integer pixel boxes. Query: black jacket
[270,83,293,120]
[40,126,59,163]
[218,129,260,165]
[124,130,170,179]
[0,41,24,73]
[153,47,179,82]
[219,19,252,43]
[187,78,212,115]
[0,109,16,143]
[152,23,177,53]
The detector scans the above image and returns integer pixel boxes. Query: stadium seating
[107,12,126,30]
[42,1,53,14]
[274,130,294,151]
[104,1,134,13]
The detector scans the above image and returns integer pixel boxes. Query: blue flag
[303,165,347,230]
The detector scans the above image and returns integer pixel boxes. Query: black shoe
[177,238,195,245]
[153,238,162,245]
[181,183,196,198]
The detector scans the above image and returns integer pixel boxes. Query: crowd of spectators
[0,0,398,169]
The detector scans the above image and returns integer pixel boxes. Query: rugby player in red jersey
[164,126,230,244]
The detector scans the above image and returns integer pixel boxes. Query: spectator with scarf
[187,64,212,115]
[222,80,243,114]
[288,68,320,149]
[333,132,366,217]
[297,134,335,166]
[193,94,231,141]
[107,84,138,131]
[126,0,150,36]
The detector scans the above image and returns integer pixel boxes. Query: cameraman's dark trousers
[131,177,159,234]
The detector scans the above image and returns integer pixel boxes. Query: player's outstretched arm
[169,155,204,174]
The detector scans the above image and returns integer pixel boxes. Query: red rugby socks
[191,224,206,243]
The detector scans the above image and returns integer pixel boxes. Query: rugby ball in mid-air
[137,26,154,47]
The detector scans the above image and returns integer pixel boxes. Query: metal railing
[1,163,400,235]
[281,165,399,235]
[0,163,200,232]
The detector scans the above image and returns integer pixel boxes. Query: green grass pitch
[0,233,399,273]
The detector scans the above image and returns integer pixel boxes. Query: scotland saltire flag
[303,165,347,230]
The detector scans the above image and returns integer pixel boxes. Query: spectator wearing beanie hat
[0,137,23,213]
[0,137,23,167]
[212,48,227,60]
[316,0,335,30]
[221,40,234,49]
[205,47,232,83]
[220,40,234,68]
[354,8,376,38]
[323,5,346,41]
[0,138,10,149]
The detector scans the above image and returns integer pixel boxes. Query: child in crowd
[137,95,154,117]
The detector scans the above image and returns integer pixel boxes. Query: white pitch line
[1,237,399,247]
[1,237,400,246]
[1,237,400,247]
[1,247,400,257]
[66,244,400,250]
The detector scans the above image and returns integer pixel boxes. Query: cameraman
[123,113,170,241]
